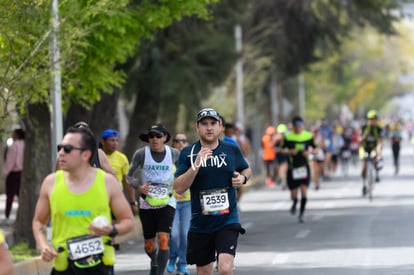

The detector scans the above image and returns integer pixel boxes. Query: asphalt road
[115,141,414,275]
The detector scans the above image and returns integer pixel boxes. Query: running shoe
[362,186,367,196]
[290,204,296,215]
[298,215,304,223]
[177,265,190,275]
[266,178,276,187]
[166,260,175,273]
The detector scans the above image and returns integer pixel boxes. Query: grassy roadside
[9,243,39,263]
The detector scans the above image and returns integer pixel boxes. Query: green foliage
[247,0,401,77]
[9,242,39,263]
[124,0,245,126]
[0,0,217,115]
[304,24,414,121]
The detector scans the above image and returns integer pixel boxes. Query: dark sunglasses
[148,133,163,139]
[173,139,188,143]
[57,144,86,153]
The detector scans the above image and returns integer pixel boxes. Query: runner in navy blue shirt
[174,108,250,275]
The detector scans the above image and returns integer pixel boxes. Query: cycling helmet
[277,123,287,134]
[366,110,378,119]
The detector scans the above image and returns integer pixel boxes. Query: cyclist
[359,110,383,196]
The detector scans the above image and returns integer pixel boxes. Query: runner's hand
[40,245,58,262]
[231,171,244,188]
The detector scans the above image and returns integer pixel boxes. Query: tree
[241,0,403,124]
[122,0,247,158]
[304,23,414,121]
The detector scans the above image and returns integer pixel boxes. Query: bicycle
[365,151,381,202]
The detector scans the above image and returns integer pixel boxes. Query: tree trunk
[123,87,159,160]
[64,104,90,130]
[122,49,162,160]
[90,88,120,139]
[14,102,51,248]
[64,88,119,143]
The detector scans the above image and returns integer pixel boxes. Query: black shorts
[187,223,243,266]
[287,167,310,190]
[276,154,288,164]
[139,205,175,239]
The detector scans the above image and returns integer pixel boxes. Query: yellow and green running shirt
[360,125,383,152]
[281,130,317,169]
[50,169,114,271]
[106,150,129,187]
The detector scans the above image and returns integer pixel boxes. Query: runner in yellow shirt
[100,129,137,214]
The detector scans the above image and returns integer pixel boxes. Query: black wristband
[130,201,138,206]
[242,175,248,185]
[108,225,118,238]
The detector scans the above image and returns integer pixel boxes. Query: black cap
[197,108,220,122]
[292,116,304,126]
[139,123,171,143]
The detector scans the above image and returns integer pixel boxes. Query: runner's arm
[174,146,212,194]
[90,173,134,237]
[98,149,116,177]
[32,174,58,262]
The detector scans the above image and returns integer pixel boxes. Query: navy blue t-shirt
[175,140,249,233]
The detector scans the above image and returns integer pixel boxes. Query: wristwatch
[242,175,248,185]
[108,225,118,238]
[130,201,138,206]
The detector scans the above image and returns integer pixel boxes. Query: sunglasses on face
[198,109,218,117]
[173,139,188,143]
[74,122,88,129]
[148,133,163,139]
[57,144,85,153]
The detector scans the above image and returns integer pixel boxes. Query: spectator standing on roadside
[2,128,25,224]
[32,126,134,274]
[167,133,191,275]
[174,107,251,275]
[127,124,180,275]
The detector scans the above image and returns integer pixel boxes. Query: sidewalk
[0,175,263,274]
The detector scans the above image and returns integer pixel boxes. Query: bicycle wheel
[367,161,374,202]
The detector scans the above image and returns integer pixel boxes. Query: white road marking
[324,202,334,208]
[272,200,288,210]
[272,253,289,265]
[311,214,324,221]
[295,229,310,239]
